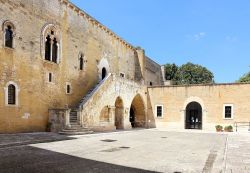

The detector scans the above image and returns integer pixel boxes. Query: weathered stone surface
[0,0,162,133]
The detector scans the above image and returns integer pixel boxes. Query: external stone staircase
[59,74,111,135]
[75,77,105,110]
[69,110,78,123]
[59,124,93,135]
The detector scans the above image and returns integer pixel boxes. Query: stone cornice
[59,0,135,51]
[148,82,250,88]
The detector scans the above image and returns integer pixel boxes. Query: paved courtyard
[0,129,249,173]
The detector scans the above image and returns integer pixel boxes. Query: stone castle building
[0,0,249,134]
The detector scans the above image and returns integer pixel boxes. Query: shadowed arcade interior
[130,94,146,128]
[115,97,124,129]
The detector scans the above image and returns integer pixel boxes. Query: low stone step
[59,131,93,135]
[61,129,78,132]
[65,127,91,132]
[70,123,80,125]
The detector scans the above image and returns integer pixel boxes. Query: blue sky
[70,0,250,83]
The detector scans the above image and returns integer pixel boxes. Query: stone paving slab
[225,133,250,173]
[0,132,75,148]
[0,130,249,173]
[31,130,227,173]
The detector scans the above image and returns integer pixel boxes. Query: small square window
[223,104,234,119]
[155,105,163,118]
[120,73,125,78]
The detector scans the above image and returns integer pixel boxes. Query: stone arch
[41,23,61,63]
[115,97,124,129]
[182,97,206,130]
[183,96,205,111]
[129,94,146,128]
[97,58,110,80]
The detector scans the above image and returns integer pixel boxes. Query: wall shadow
[0,146,160,173]
[146,91,156,128]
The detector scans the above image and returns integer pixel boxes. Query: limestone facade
[0,0,162,133]
[0,0,249,133]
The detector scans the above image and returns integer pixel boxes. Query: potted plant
[215,125,223,132]
[224,125,233,132]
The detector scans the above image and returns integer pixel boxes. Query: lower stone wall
[48,109,69,132]
[147,83,250,132]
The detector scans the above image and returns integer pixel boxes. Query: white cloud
[187,32,206,41]
[226,36,238,42]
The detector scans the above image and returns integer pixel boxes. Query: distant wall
[145,57,163,86]
[147,83,250,131]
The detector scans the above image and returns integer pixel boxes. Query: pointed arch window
[42,24,61,64]
[52,37,58,63]
[2,21,15,48]
[45,35,51,61]
[5,26,13,48]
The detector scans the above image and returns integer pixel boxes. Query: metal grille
[8,84,16,105]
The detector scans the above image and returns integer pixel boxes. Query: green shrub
[215,125,223,132]
[224,125,233,132]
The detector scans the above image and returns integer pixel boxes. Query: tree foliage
[164,63,178,80]
[237,72,250,83]
[164,62,214,85]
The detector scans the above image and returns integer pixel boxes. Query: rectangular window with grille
[223,104,233,119]
[8,85,16,105]
[155,105,163,118]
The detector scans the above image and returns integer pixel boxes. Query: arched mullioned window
[79,53,84,70]
[2,21,15,48]
[41,24,61,63]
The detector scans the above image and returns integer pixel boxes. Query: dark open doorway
[185,102,202,130]
[129,106,135,128]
